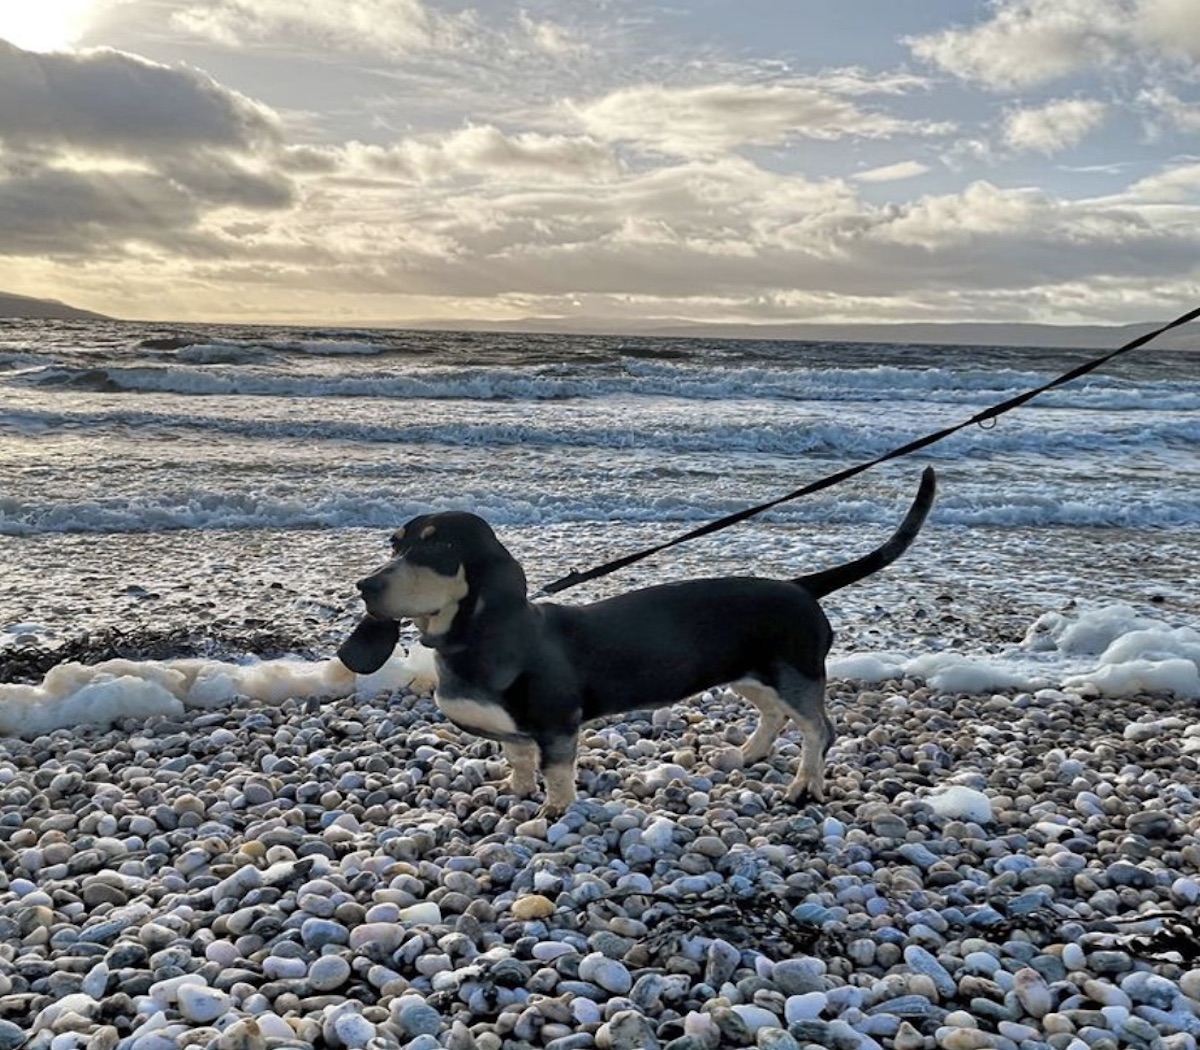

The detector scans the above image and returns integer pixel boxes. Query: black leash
[538,305,1200,597]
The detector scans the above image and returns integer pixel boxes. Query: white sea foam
[924,785,994,823]
[0,657,356,738]
[1,606,1194,740]
[5,490,1197,536]
[828,602,1200,700]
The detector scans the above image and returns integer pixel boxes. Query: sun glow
[0,0,97,51]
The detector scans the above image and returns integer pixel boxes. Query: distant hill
[0,291,111,321]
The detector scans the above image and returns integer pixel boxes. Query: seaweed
[0,625,322,684]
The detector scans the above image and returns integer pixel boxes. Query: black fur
[340,467,936,813]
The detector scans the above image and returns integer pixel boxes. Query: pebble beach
[4,654,1200,1050]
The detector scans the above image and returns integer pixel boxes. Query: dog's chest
[434,687,526,741]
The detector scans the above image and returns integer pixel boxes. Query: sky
[0,0,1198,328]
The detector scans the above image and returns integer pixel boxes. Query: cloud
[573,79,951,158]
[171,0,470,56]
[1003,98,1108,154]
[904,0,1200,91]
[1120,161,1200,202]
[264,153,1198,315]
[852,161,931,183]
[0,39,293,258]
[0,39,279,154]
[316,126,621,183]
[3,6,1199,326]
[1134,0,1200,60]
[866,181,1200,295]
[517,11,588,57]
[907,0,1127,90]
[1137,85,1200,135]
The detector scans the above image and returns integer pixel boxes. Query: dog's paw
[502,774,537,797]
[740,738,774,765]
[536,800,569,821]
[786,779,826,807]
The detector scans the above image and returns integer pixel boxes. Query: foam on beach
[1,604,1195,740]
[0,637,445,738]
[828,601,1200,700]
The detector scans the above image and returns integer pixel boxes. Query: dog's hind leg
[732,679,793,765]
[502,740,539,797]
[537,732,580,819]
[774,667,834,804]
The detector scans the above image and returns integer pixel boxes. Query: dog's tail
[795,466,937,599]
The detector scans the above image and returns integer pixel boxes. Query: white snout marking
[436,692,522,737]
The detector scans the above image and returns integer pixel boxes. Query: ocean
[3,318,1200,1045]
[0,317,1197,729]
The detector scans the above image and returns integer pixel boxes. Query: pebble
[176,982,230,1023]
[732,1003,782,1032]
[308,954,352,991]
[597,1009,659,1050]
[771,958,826,996]
[903,944,956,999]
[511,894,556,920]
[579,952,634,995]
[1013,966,1053,1018]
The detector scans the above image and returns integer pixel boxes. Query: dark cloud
[0,166,202,257]
[0,39,279,154]
[0,39,292,259]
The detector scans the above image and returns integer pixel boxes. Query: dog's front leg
[536,733,579,819]
[502,740,539,797]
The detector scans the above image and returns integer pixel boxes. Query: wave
[3,486,1197,536]
[12,357,1200,411]
[4,401,1198,459]
[0,351,55,373]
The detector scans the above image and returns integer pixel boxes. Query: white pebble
[1061,942,1087,971]
[532,942,575,962]
[262,955,307,980]
[785,992,827,1023]
[926,786,993,823]
[579,952,633,995]
[399,902,442,925]
[176,983,229,1024]
[148,974,205,1009]
[205,941,241,968]
[732,1004,781,1032]
[641,817,677,850]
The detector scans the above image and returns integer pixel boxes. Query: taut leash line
[537,305,1200,597]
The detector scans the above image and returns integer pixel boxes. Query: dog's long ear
[338,616,401,674]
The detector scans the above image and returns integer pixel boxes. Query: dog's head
[338,511,524,674]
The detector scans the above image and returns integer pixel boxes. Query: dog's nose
[357,574,385,597]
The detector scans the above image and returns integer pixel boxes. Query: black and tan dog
[340,467,936,815]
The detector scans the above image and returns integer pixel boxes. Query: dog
[339,467,935,816]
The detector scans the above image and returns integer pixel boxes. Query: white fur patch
[436,692,522,737]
